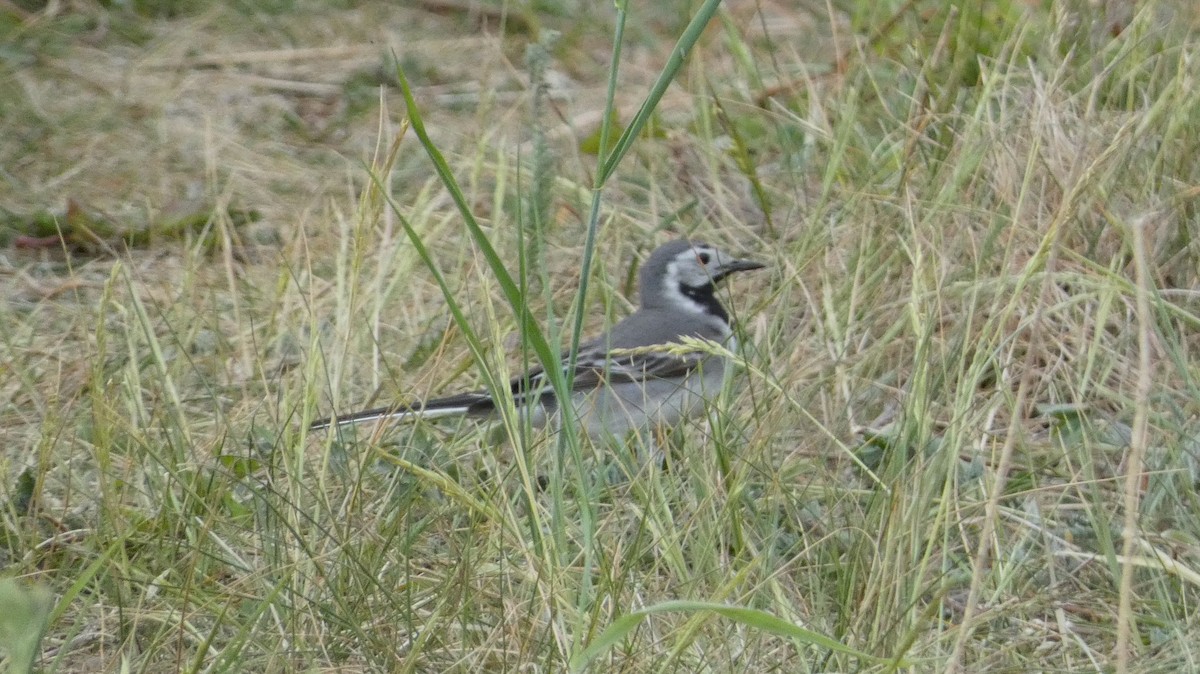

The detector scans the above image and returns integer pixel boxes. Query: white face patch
[641,242,759,331]
[659,258,692,311]
[670,246,724,287]
[659,246,722,314]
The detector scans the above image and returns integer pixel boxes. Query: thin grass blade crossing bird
[309,240,765,438]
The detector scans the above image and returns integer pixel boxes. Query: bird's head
[640,240,765,311]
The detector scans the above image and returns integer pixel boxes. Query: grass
[2,0,1200,671]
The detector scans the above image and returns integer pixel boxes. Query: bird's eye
[696,251,711,265]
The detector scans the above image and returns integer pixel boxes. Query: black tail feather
[309,392,496,431]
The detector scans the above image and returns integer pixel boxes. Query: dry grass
[2,0,1199,672]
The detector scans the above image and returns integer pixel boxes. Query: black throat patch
[680,283,728,324]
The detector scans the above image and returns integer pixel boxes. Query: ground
[1,0,1199,672]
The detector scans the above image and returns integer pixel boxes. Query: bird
[309,239,765,439]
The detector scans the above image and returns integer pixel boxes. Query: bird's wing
[568,346,706,388]
[504,309,727,404]
[505,342,709,405]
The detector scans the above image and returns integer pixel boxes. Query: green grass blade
[391,58,568,405]
[569,600,896,672]
[596,0,724,184]
[0,579,53,674]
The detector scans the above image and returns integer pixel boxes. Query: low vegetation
[1,0,1197,671]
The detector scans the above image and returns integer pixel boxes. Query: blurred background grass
[2,0,1199,672]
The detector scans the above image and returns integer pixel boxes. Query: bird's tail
[308,392,496,431]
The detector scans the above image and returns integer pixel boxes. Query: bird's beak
[723,259,766,273]
[713,257,766,283]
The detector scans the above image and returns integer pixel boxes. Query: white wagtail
[310,240,764,438]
